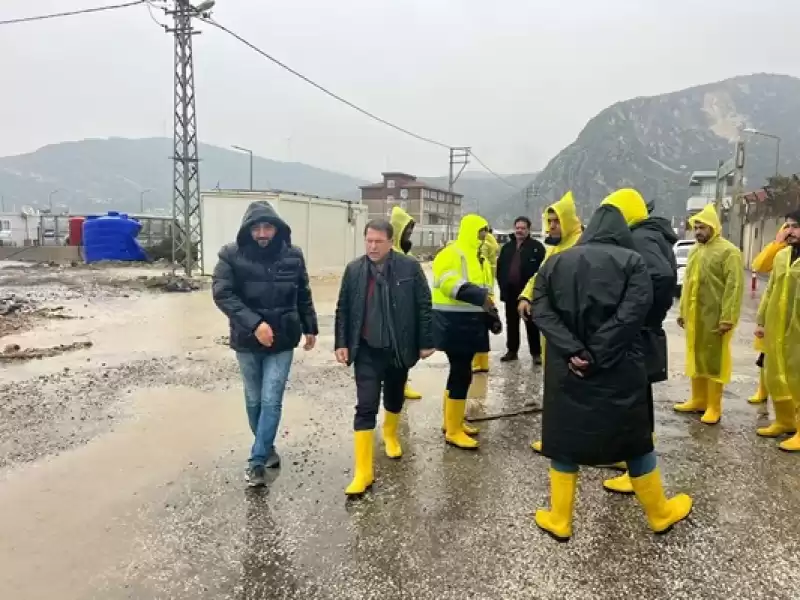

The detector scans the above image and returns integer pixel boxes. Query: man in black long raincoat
[531,204,692,542]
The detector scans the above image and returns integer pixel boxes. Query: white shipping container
[199,190,368,276]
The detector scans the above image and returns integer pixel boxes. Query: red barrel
[68,217,86,246]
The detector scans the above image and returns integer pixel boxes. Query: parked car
[673,240,695,297]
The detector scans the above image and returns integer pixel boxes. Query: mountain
[0,137,535,220]
[0,137,369,214]
[490,73,800,226]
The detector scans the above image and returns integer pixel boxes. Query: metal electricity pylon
[165,0,214,275]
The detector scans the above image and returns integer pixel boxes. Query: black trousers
[504,290,541,356]
[353,345,409,431]
[445,350,474,400]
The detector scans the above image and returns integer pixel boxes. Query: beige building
[360,172,463,234]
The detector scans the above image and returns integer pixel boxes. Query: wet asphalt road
[1,270,800,600]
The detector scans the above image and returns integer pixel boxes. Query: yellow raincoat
[679,205,744,383]
[757,246,800,402]
[389,206,425,400]
[519,191,583,302]
[480,232,499,279]
[390,206,414,253]
[750,227,788,353]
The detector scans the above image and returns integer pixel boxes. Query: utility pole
[447,147,470,241]
[166,0,214,276]
[523,184,538,216]
[232,144,254,190]
[140,189,152,214]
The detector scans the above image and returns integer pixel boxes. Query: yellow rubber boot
[345,430,374,496]
[779,409,800,452]
[382,411,403,459]
[472,352,489,374]
[445,397,479,449]
[603,472,634,494]
[531,440,543,453]
[441,392,479,436]
[757,400,797,438]
[748,369,768,405]
[701,380,723,425]
[674,377,708,413]
[630,468,693,534]
[404,384,422,400]
[534,469,578,542]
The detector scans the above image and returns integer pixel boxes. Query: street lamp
[140,189,153,214]
[743,128,781,176]
[232,145,254,190]
[48,188,63,212]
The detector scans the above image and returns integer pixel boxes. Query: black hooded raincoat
[532,206,654,465]
[212,201,318,354]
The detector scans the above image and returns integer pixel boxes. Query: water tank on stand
[83,212,148,263]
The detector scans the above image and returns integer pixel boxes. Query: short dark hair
[514,216,532,228]
[364,219,393,240]
[786,209,800,223]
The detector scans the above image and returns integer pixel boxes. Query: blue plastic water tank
[83,212,147,263]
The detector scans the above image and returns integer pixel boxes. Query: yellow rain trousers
[679,205,744,384]
[758,247,800,405]
[390,206,424,401]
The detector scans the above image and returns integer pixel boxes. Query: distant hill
[491,73,800,225]
[0,137,535,222]
[0,138,369,215]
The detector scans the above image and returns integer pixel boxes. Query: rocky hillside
[489,73,800,225]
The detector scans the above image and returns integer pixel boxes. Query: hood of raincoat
[236,201,292,248]
[688,204,722,241]
[457,213,489,251]
[390,205,414,253]
[577,205,636,250]
[600,188,649,227]
[631,216,679,245]
[543,191,582,246]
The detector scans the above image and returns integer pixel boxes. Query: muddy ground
[1,264,799,600]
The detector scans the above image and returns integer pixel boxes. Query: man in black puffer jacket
[212,201,318,487]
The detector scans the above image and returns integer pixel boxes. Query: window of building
[400,200,408,210]
[0,219,11,232]
[387,180,396,189]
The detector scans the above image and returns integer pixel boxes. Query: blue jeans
[552,451,657,477]
[236,350,294,467]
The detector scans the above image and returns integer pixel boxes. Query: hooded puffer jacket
[212,201,318,353]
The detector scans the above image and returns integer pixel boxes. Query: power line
[469,152,522,190]
[0,0,145,26]
[199,16,452,150]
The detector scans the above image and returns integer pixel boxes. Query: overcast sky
[1,0,798,180]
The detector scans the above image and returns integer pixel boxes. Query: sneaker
[500,352,518,362]
[245,465,266,487]
[265,451,281,469]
